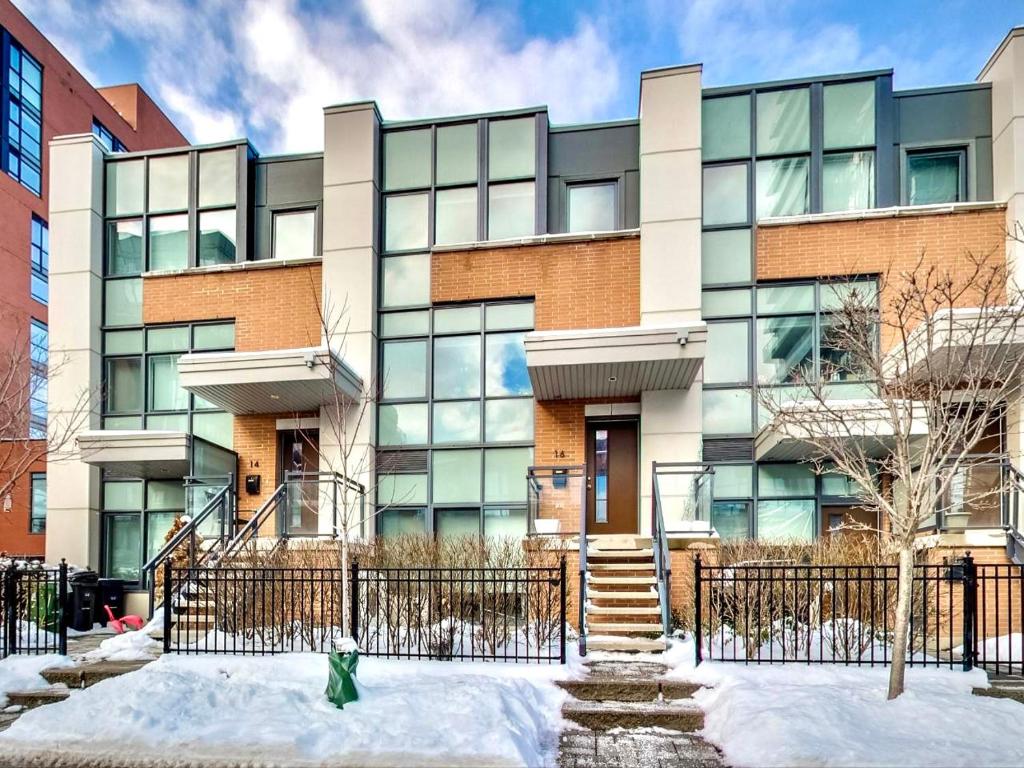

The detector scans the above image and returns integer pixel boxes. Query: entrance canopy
[524,323,706,400]
[78,430,191,478]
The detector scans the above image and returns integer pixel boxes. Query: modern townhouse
[0,0,185,558]
[42,25,1024,649]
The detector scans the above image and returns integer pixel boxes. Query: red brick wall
[757,206,1007,351]
[0,450,46,557]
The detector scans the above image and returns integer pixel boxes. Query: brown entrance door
[278,429,319,535]
[585,420,639,534]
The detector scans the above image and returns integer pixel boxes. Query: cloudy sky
[14,0,1023,154]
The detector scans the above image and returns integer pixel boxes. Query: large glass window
[147,155,189,212]
[907,149,964,206]
[273,210,316,259]
[198,149,237,208]
[382,340,427,399]
[5,41,43,194]
[703,95,751,161]
[29,319,47,438]
[436,123,477,186]
[92,119,126,153]
[106,161,145,217]
[435,187,478,245]
[702,229,751,286]
[823,81,875,149]
[101,478,191,583]
[703,164,748,226]
[756,315,815,384]
[705,322,749,384]
[756,88,809,155]
[488,118,535,180]
[756,156,809,218]
[384,129,431,191]
[30,473,46,533]
[567,182,616,233]
[488,182,535,239]
[822,151,875,212]
[381,253,430,308]
[702,389,752,435]
[30,215,48,304]
[434,336,481,399]
[198,209,237,266]
[148,214,189,271]
[385,194,429,252]
[756,499,815,540]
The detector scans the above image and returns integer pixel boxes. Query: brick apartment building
[0,0,186,557]
[41,25,1024,648]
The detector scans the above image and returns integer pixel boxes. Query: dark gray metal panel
[976,137,994,201]
[253,156,324,260]
[896,88,992,144]
[875,75,897,208]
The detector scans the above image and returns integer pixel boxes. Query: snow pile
[0,654,569,767]
[0,655,73,707]
[678,662,1024,767]
[84,629,161,662]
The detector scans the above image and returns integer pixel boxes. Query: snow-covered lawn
[662,638,1024,768]
[0,653,571,767]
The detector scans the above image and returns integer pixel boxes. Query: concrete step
[586,605,661,616]
[6,689,70,710]
[588,535,652,549]
[588,549,654,560]
[587,590,658,601]
[587,562,655,571]
[587,636,667,653]
[557,678,701,702]
[561,699,704,732]
[588,576,656,586]
[589,622,663,635]
[41,660,151,689]
[974,686,1024,703]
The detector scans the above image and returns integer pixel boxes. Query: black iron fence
[694,553,1024,672]
[1,562,67,658]
[163,559,567,663]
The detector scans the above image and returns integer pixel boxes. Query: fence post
[694,553,703,666]
[961,552,977,672]
[58,560,68,656]
[162,558,172,654]
[559,556,567,664]
[350,560,360,644]
[2,567,14,657]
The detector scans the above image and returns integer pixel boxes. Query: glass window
[756,88,810,155]
[488,182,535,239]
[193,323,235,350]
[819,315,868,382]
[30,474,46,533]
[820,279,876,312]
[702,389,752,435]
[485,332,530,396]
[712,465,754,498]
[436,508,480,537]
[147,355,188,411]
[756,316,814,383]
[148,214,189,270]
[104,481,143,510]
[92,119,125,153]
[824,81,875,149]
[381,253,430,307]
[435,187,478,245]
[702,229,751,285]
[434,336,481,398]
[484,447,531,503]
[105,330,143,355]
[756,157,809,219]
[907,150,963,205]
[758,464,815,496]
[378,403,428,446]
[198,209,237,266]
[484,507,526,538]
[705,322,749,384]
[757,284,814,314]
[380,508,427,536]
[377,474,428,506]
[30,215,48,304]
[703,164,748,226]
[703,95,751,161]
[434,306,480,334]
[273,210,316,259]
[146,326,189,352]
[147,480,186,510]
[147,155,189,212]
[384,129,431,191]
[192,412,233,449]
[104,514,141,581]
[381,340,427,399]
[198,149,237,208]
[485,303,534,330]
[485,399,533,442]
[146,512,178,563]
[433,449,482,503]
[381,311,430,337]
[6,43,42,194]
[488,118,535,180]
[433,401,480,443]
[568,183,616,233]
[712,501,749,540]
[106,220,143,275]
[436,123,478,186]
[823,151,875,212]
[757,499,815,540]
[104,278,142,326]
[385,194,428,252]
[106,160,144,216]
[702,288,751,318]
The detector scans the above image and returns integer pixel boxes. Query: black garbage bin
[97,578,126,619]
[68,570,99,631]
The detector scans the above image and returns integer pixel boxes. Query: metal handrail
[221,484,287,560]
[651,470,672,639]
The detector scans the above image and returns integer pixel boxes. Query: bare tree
[757,247,1024,698]
[0,310,92,533]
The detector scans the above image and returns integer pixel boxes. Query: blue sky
[15,0,1024,154]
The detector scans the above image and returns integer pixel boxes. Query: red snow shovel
[104,604,145,634]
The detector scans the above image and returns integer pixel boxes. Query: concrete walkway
[557,660,724,768]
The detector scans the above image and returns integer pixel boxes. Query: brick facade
[757,206,1008,351]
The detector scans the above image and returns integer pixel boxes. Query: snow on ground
[83,628,161,662]
[0,655,73,707]
[656,636,1024,768]
[0,653,571,767]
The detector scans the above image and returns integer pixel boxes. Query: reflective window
[485,332,530,396]
[198,149,237,207]
[377,474,428,506]
[104,278,142,326]
[435,187,478,245]
[434,336,481,399]
[756,88,810,155]
[433,401,480,443]
[484,507,526,538]
[907,149,964,205]
[193,323,235,350]
[702,229,751,286]
[106,220,143,275]
[712,501,749,540]
[702,288,752,318]
[381,253,430,307]
[385,194,429,252]
[6,42,43,194]
[92,119,126,153]
[594,429,609,523]
[198,209,237,266]
[381,340,427,399]
[436,123,478,185]
[757,285,814,314]
[486,303,534,330]
[756,316,815,384]
[822,151,875,212]
[756,156,809,218]
[433,449,482,503]
[437,508,481,537]
[824,81,875,149]
[712,465,754,498]
[488,182,535,239]
[30,473,46,533]
[702,389,752,435]
[758,464,815,496]
[703,164,748,226]
[488,118,535,180]
[148,214,189,270]
[105,357,143,413]
[147,355,188,411]
[106,161,145,216]
[381,311,430,338]
[148,155,189,212]
[435,306,480,334]
[567,183,616,233]
[104,514,141,582]
[484,447,532,503]
[378,403,428,446]
[703,95,751,161]
[757,499,815,540]
[273,210,316,259]
[705,322,749,384]
[384,129,431,190]
[485,399,533,442]
[30,215,48,304]
[380,508,427,536]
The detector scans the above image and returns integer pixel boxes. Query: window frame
[29,318,47,439]
[271,206,319,260]
[902,145,969,207]
[92,118,127,153]
[30,214,48,305]
[29,472,45,534]
[99,478,188,586]
[564,178,621,234]
[2,32,43,195]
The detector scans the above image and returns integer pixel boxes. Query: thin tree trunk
[887,545,915,700]
[341,533,350,640]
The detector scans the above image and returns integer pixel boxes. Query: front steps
[585,535,666,653]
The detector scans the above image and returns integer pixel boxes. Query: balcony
[524,323,706,401]
[177,346,362,415]
[78,430,191,478]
